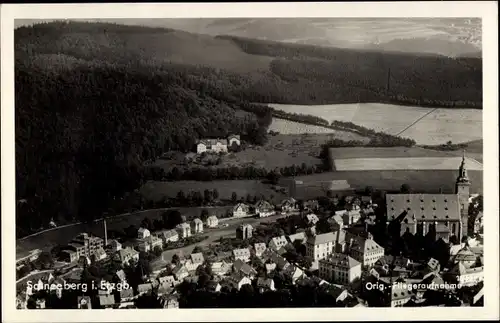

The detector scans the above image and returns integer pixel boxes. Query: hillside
[15,21,482,237]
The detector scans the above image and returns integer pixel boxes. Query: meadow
[269,103,482,145]
[292,170,483,195]
[333,157,483,171]
[140,180,287,205]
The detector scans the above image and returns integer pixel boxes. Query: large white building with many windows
[319,253,362,285]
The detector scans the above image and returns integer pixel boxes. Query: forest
[15,21,482,237]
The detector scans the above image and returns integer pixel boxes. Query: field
[292,170,483,195]
[268,118,369,139]
[269,103,482,145]
[333,157,483,171]
[328,146,483,171]
[140,180,287,205]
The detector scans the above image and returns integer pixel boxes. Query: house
[233,203,250,218]
[427,258,441,272]
[261,250,290,271]
[99,294,115,309]
[172,264,189,281]
[236,224,253,240]
[348,234,385,268]
[303,200,319,212]
[115,270,127,284]
[451,246,477,267]
[109,239,122,252]
[206,281,222,292]
[306,213,320,225]
[256,278,276,292]
[158,275,176,288]
[211,261,232,276]
[206,215,219,228]
[160,229,179,244]
[306,231,347,264]
[138,227,151,240]
[265,263,277,274]
[328,214,344,231]
[446,262,484,286]
[192,218,204,234]
[196,138,229,154]
[117,247,139,266]
[160,295,179,309]
[342,207,362,226]
[185,253,205,271]
[269,236,288,251]
[157,283,174,297]
[255,200,275,217]
[61,233,104,262]
[233,259,257,278]
[288,232,307,244]
[233,248,251,262]
[228,134,241,148]
[474,212,483,233]
[280,198,298,213]
[254,243,267,257]
[283,265,305,285]
[77,296,92,309]
[138,235,163,253]
[223,273,252,291]
[176,223,192,239]
[137,283,153,296]
[319,253,362,285]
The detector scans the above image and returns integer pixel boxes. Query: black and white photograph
[1,2,498,322]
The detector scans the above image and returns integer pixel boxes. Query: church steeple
[457,149,470,184]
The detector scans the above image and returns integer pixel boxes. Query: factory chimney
[103,219,108,246]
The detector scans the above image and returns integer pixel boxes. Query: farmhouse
[255,200,275,217]
[236,224,253,240]
[233,203,250,218]
[387,152,471,241]
[195,134,240,154]
[206,215,219,228]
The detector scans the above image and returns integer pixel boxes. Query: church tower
[455,150,471,238]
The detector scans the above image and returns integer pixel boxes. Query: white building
[159,230,179,244]
[138,227,151,240]
[255,200,275,217]
[117,247,140,266]
[448,262,483,286]
[306,231,347,263]
[138,235,163,253]
[348,234,385,268]
[206,215,219,228]
[233,203,250,218]
[192,218,204,234]
[176,223,192,239]
[233,248,251,262]
[254,243,267,257]
[319,253,362,285]
[269,236,288,251]
[306,213,320,225]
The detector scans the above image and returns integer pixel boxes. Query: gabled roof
[137,283,152,293]
[160,229,178,239]
[193,218,203,224]
[118,247,139,260]
[116,269,126,281]
[233,259,257,276]
[288,232,307,244]
[254,243,267,252]
[255,200,274,210]
[320,253,360,269]
[197,138,229,146]
[233,203,249,211]
[190,253,205,264]
[207,215,218,221]
[386,194,460,221]
[233,248,251,257]
[308,231,346,245]
[350,236,384,254]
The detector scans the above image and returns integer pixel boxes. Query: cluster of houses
[195,134,241,154]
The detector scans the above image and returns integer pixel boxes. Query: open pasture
[292,170,482,195]
[140,180,287,205]
[269,103,482,145]
[268,118,370,139]
[333,157,483,171]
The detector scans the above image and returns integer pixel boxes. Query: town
[16,151,484,309]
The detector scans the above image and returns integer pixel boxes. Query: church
[386,151,471,242]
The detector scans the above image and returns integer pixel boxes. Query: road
[161,213,286,262]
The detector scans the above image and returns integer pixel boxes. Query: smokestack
[104,219,108,246]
